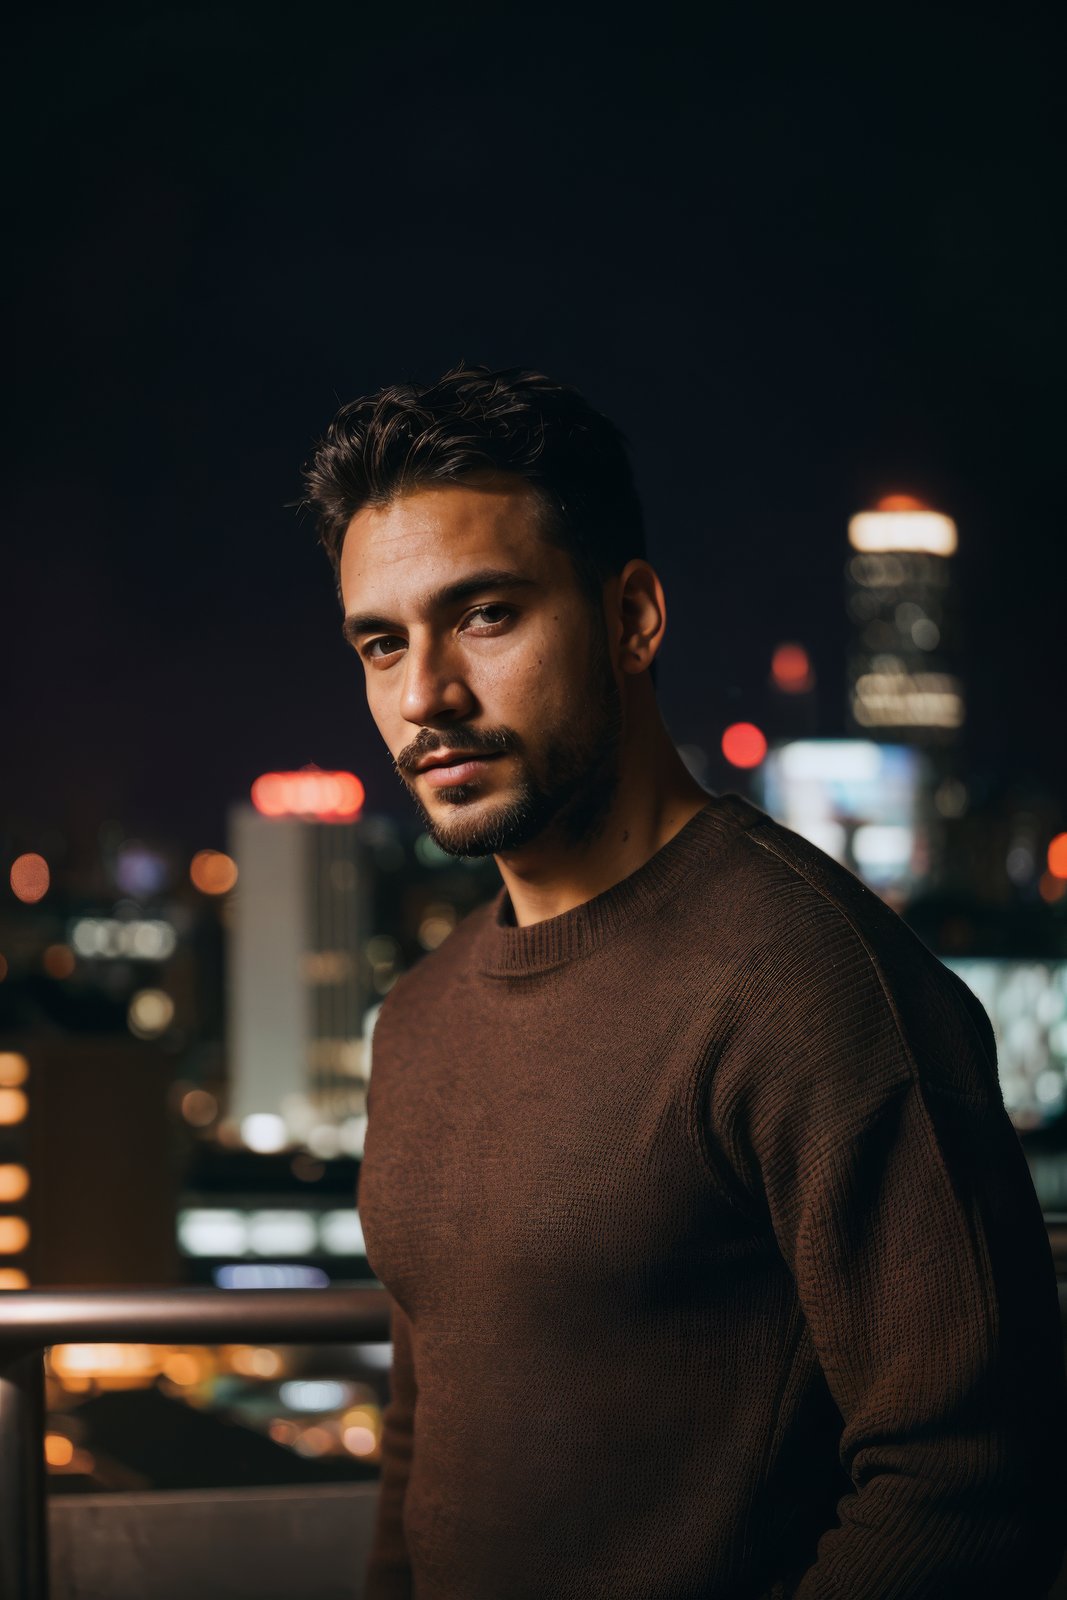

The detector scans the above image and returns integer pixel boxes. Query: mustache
[394,724,522,778]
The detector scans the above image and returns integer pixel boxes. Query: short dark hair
[301,364,646,602]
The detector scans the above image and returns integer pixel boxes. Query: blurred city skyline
[4,5,1066,855]
[3,9,1067,1520]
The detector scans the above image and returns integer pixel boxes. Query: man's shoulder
[681,796,919,975]
[705,799,999,1104]
[707,798,923,963]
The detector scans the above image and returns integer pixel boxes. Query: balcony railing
[0,1285,390,1600]
[2,1223,1066,1600]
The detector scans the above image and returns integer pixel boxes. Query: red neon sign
[251,769,365,821]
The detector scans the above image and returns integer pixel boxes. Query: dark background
[5,3,1064,854]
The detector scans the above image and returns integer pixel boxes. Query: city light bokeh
[189,850,239,896]
[1,19,1064,1592]
[721,722,768,769]
[2,485,1066,1511]
[9,853,49,905]
[1049,835,1067,880]
[250,770,366,822]
[770,643,815,694]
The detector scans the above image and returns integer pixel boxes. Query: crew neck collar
[472,791,756,978]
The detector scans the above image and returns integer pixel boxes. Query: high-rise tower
[226,769,372,1147]
[845,495,964,745]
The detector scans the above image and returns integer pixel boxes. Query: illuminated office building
[227,769,373,1151]
[758,738,930,908]
[943,960,1067,1135]
[846,495,964,744]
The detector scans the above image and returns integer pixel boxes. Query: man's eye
[464,604,512,629]
[364,636,404,660]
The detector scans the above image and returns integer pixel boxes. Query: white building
[226,771,372,1151]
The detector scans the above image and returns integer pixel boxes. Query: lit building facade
[227,772,373,1149]
[846,495,964,744]
[758,738,930,907]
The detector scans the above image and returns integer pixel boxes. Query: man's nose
[399,639,476,726]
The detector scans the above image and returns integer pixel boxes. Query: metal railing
[3,1224,1067,1600]
[0,1285,390,1600]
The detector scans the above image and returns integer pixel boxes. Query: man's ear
[613,560,667,676]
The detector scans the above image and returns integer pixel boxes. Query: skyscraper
[226,771,372,1149]
[845,495,964,744]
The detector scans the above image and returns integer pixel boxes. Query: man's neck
[494,725,711,928]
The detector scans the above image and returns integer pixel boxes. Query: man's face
[339,478,623,858]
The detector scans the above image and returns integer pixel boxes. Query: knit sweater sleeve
[364,1296,416,1600]
[706,894,1067,1598]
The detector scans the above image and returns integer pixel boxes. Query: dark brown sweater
[357,793,1067,1598]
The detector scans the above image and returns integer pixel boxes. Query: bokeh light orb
[115,843,170,897]
[721,722,768,770]
[771,643,814,694]
[43,944,76,979]
[242,1112,288,1153]
[190,850,239,895]
[0,1165,30,1202]
[0,1054,28,1087]
[10,854,49,904]
[343,1424,377,1456]
[181,1089,218,1128]
[128,989,175,1039]
[45,1435,75,1468]
[0,1217,30,1254]
[0,1089,28,1126]
[1048,834,1067,881]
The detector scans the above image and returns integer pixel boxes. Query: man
[302,366,1066,1599]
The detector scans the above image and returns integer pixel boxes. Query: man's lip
[417,752,503,790]
[414,751,499,773]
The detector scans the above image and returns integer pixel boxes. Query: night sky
[5,4,1065,860]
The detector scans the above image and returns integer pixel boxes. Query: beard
[392,625,624,859]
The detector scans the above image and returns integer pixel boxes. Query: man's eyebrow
[341,568,539,643]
